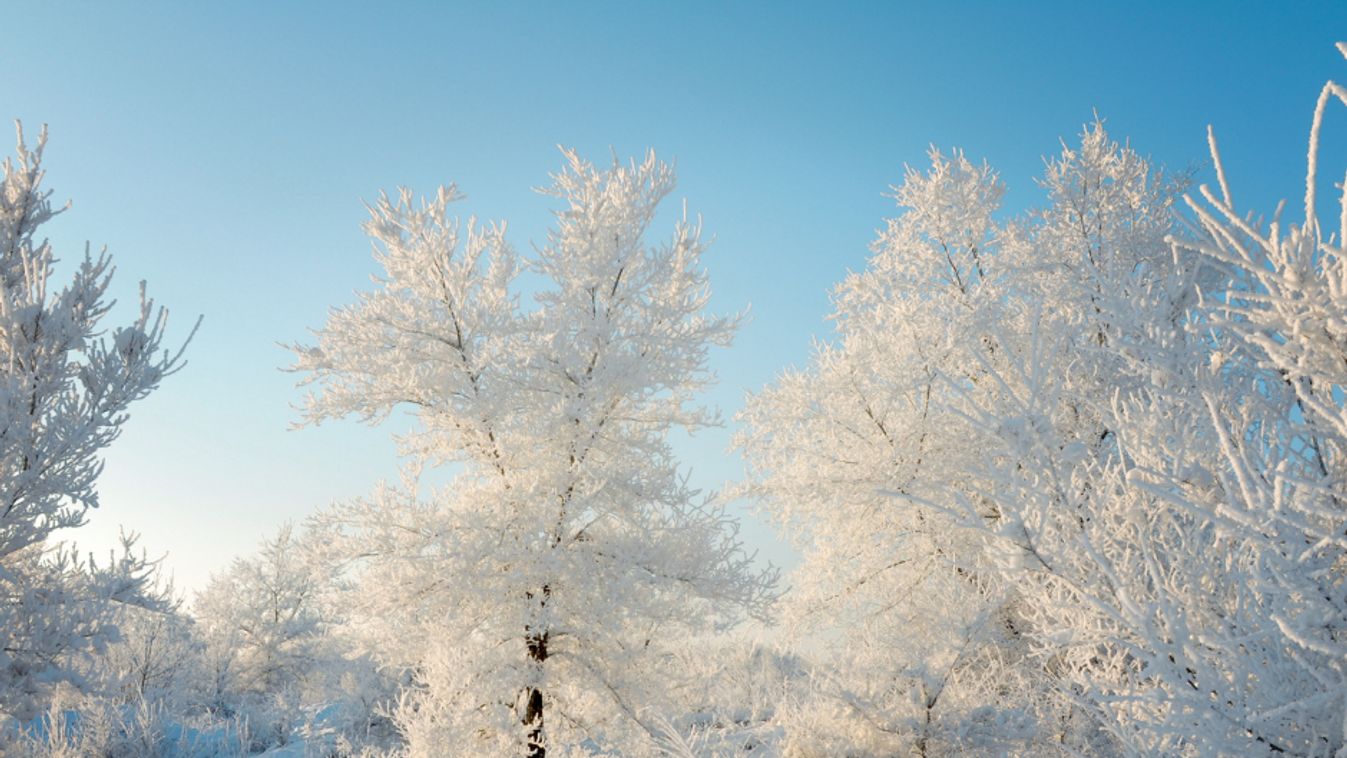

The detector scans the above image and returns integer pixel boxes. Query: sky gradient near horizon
[3,1,1347,594]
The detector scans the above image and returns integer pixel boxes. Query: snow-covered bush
[12,685,247,758]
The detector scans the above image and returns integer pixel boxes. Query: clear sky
[3,1,1346,595]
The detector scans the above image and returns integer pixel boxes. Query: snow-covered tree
[737,147,1033,755]
[190,523,361,751]
[1108,42,1347,752]
[293,151,777,756]
[193,524,326,701]
[95,587,195,706]
[889,46,1347,755]
[737,123,1198,754]
[0,123,194,725]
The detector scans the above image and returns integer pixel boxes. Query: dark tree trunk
[524,630,548,758]
[521,580,552,758]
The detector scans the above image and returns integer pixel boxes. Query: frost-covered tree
[738,148,1024,756]
[891,47,1347,755]
[737,124,1195,754]
[95,590,194,706]
[293,151,777,757]
[0,124,194,725]
[193,524,326,701]
[1115,42,1347,752]
[190,523,360,751]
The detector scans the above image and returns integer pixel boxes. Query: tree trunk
[524,630,548,758]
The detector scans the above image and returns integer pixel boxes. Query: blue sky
[3,1,1346,593]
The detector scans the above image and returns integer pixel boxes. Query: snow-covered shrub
[653,637,801,755]
[13,685,247,758]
